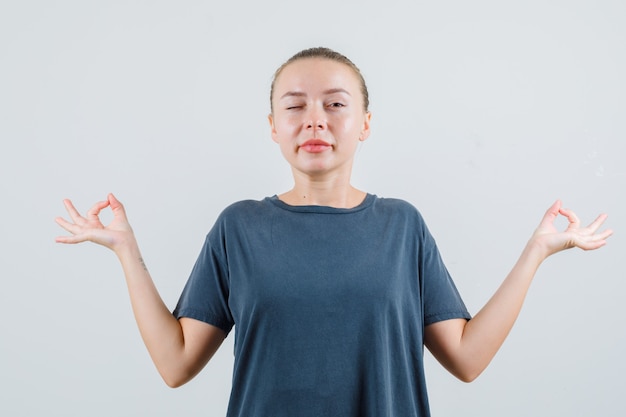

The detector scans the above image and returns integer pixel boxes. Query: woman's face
[268,58,371,180]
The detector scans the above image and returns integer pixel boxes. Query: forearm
[114,238,187,384]
[458,241,547,379]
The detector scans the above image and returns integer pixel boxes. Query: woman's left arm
[424,200,613,382]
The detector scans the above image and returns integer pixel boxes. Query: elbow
[163,377,186,389]
[456,370,481,383]
[443,359,486,383]
[160,369,192,389]
[453,364,486,383]
[163,375,191,389]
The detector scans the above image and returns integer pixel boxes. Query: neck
[279,170,366,208]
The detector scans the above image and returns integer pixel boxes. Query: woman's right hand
[55,193,135,252]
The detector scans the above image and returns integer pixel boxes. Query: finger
[109,193,120,206]
[108,193,128,220]
[63,199,84,223]
[595,227,614,241]
[572,227,613,251]
[576,235,608,251]
[558,207,581,229]
[55,216,87,243]
[86,199,110,221]
[55,234,89,244]
[55,216,82,235]
[539,200,562,227]
[584,213,609,234]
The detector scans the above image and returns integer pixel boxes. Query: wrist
[524,235,553,263]
[112,232,141,259]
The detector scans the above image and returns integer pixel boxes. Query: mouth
[299,139,332,153]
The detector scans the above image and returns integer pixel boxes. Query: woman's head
[270,47,369,114]
[267,48,372,180]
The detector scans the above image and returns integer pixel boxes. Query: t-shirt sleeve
[172,223,234,335]
[418,217,471,326]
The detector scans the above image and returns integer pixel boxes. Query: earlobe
[360,111,372,141]
[268,114,279,143]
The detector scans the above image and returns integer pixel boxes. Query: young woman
[55,47,612,417]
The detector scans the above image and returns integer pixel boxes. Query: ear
[359,112,372,141]
[268,113,279,143]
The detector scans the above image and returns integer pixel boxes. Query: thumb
[108,193,128,219]
[538,199,562,228]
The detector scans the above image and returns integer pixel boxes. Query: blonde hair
[270,47,370,113]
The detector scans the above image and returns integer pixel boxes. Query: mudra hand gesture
[530,200,612,258]
[55,193,134,252]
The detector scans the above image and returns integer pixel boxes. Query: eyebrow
[280,88,352,100]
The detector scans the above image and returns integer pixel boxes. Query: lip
[299,139,332,153]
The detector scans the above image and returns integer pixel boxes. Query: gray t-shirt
[174,194,471,417]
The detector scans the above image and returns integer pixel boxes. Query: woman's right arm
[55,193,226,387]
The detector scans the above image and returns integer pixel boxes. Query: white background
[1,1,624,416]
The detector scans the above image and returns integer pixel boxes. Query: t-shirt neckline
[266,193,375,214]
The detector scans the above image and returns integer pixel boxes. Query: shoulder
[369,196,432,240]
[210,198,274,228]
[205,198,274,243]
[372,196,424,219]
[220,198,268,216]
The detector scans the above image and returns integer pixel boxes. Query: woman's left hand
[530,200,613,258]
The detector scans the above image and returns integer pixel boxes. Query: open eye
[328,102,345,108]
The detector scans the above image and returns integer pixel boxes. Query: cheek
[338,114,364,135]
[274,117,301,139]
[272,120,299,148]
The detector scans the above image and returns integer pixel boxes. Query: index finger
[86,199,111,221]
[558,207,581,229]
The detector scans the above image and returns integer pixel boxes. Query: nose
[304,106,327,130]
[306,119,327,130]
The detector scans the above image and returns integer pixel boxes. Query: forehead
[274,58,361,96]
